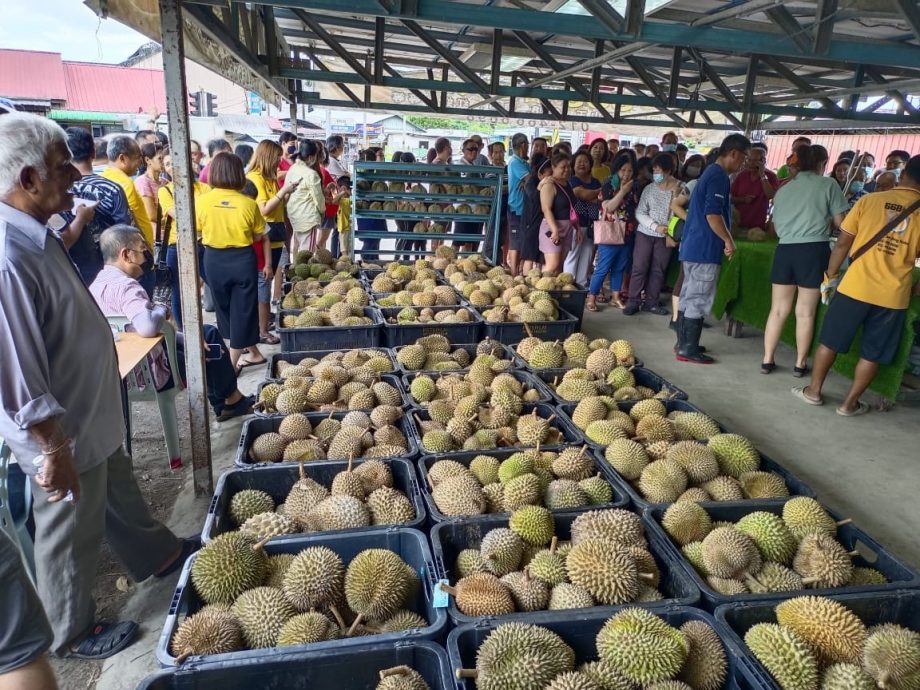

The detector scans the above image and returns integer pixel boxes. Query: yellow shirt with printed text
[101,167,153,247]
[839,188,920,309]
[158,181,211,245]
[337,196,352,235]
[196,188,266,249]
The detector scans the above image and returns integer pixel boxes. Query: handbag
[593,206,626,245]
[152,187,173,307]
[667,215,685,243]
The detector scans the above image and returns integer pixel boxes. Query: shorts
[508,212,524,251]
[819,292,907,364]
[0,531,52,673]
[538,219,573,255]
[257,247,283,303]
[770,241,830,289]
[322,215,337,230]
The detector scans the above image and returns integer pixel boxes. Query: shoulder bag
[152,187,173,307]
[554,182,579,226]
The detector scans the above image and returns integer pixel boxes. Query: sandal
[791,386,824,406]
[235,357,267,376]
[793,364,809,378]
[69,621,139,660]
[596,292,610,304]
[259,334,280,345]
[761,362,776,375]
[836,401,870,417]
[586,297,598,312]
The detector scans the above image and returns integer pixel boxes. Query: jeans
[330,229,340,258]
[360,238,380,262]
[589,244,632,296]
[174,325,239,413]
[627,232,672,307]
[166,244,205,331]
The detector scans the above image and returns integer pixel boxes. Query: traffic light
[205,92,217,117]
[189,91,201,117]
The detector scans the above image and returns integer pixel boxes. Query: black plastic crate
[448,606,758,690]
[139,641,453,690]
[644,500,920,610]
[716,590,920,690]
[156,529,446,667]
[547,286,588,325]
[392,341,518,374]
[417,448,629,522]
[533,366,688,405]
[432,510,699,625]
[480,307,578,345]
[254,373,411,418]
[265,348,398,381]
[407,402,583,458]
[202,458,425,544]
[235,413,419,468]
[278,307,382,351]
[378,307,483,348]
[558,399,815,508]
[402,370,554,409]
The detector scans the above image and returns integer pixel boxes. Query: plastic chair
[108,316,183,470]
[0,439,35,582]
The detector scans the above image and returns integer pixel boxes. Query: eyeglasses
[464,147,478,153]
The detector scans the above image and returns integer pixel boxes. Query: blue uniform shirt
[679,164,731,264]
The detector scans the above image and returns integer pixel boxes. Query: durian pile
[224,459,416,540]
[425,447,615,517]
[384,306,475,325]
[407,369,542,409]
[285,247,358,281]
[570,401,793,504]
[259,369,402,414]
[396,336,511,372]
[246,409,411,464]
[516,333,638,371]
[743,595,919,690]
[271,348,395,380]
[375,286,462,307]
[441,509,672,617]
[368,260,446,296]
[522,268,584,291]
[545,369,678,404]
[659,497,887,597]
[416,406,567,454]
[172,535,428,658]
[281,276,367,311]
[280,302,375,329]
[455,609,729,689]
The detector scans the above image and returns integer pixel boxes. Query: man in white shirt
[325,135,349,178]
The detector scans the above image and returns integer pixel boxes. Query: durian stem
[638,572,656,581]
[523,323,534,338]
[578,445,588,458]
[328,604,347,631]
[456,669,479,680]
[439,582,458,597]
[298,461,306,481]
[800,577,819,586]
[546,414,557,424]
[347,454,354,473]
[549,536,558,555]
[879,671,892,688]
[347,613,365,637]
[427,474,435,491]
[174,652,191,665]
[379,666,412,680]
[836,518,853,527]
[847,550,859,557]
[253,535,272,552]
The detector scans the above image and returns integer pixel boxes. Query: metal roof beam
[760,56,846,116]
[864,66,920,117]
[812,0,838,56]
[686,48,744,128]
[625,0,646,36]
[292,9,374,82]
[691,0,784,27]
[667,46,681,107]
[300,50,363,107]
[893,0,920,42]
[381,63,438,110]
[228,0,920,69]
[401,18,510,116]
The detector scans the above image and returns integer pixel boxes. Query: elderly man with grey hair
[0,113,192,662]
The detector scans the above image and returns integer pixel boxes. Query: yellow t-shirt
[101,167,154,247]
[246,170,285,248]
[591,164,611,185]
[157,181,211,245]
[196,187,266,249]
[337,196,352,235]
[839,188,920,309]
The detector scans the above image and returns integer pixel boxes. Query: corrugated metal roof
[0,49,66,101]
[217,114,285,137]
[63,62,166,114]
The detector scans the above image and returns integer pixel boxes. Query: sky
[0,0,149,63]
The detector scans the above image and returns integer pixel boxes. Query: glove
[821,272,840,305]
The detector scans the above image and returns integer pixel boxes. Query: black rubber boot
[673,312,706,354]
[677,317,715,363]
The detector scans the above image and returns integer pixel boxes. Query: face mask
[662,144,677,152]
[849,181,865,195]
[135,250,154,273]
[685,165,701,178]
[889,168,902,179]
[286,145,297,156]
[653,173,666,184]
[864,166,874,179]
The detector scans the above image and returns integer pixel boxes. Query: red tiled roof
[63,62,166,114]
[0,49,67,101]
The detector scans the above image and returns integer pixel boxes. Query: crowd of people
[0,107,919,687]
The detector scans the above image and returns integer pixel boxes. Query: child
[335,175,353,258]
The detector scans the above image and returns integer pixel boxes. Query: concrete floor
[96,308,919,689]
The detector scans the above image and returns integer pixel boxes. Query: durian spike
[379,666,413,680]
[456,669,479,680]
[327,604,347,632]
[253,535,272,552]
[347,613,365,637]
[549,536,559,555]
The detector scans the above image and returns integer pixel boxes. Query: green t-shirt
[772,172,849,244]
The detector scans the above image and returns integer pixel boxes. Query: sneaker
[644,305,669,316]
[622,304,640,316]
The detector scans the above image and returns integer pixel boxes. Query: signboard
[331,123,355,133]
[355,123,384,136]
[247,92,264,115]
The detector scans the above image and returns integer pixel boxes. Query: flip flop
[791,386,824,406]
[235,358,267,375]
[836,401,870,417]
[69,621,139,660]
[259,334,280,345]
[586,299,598,312]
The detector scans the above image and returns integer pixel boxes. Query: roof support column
[158,0,213,496]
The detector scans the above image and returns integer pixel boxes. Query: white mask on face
[662,144,677,152]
